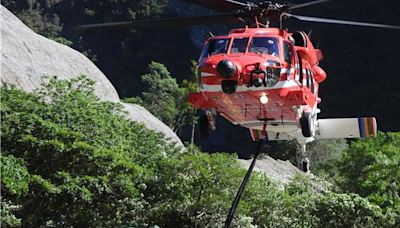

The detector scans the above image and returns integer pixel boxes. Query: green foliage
[1,77,393,227]
[245,174,390,228]
[314,192,391,228]
[1,199,21,227]
[335,132,400,223]
[1,155,31,197]
[173,60,199,134]
[16,8,62,39]
[122,96,143,105]
[125,61,199,137]
[143,151,245,227]
[307,139,348,176]
[137,61,179,127]
[51,37,73,46]
[1,77,179,227]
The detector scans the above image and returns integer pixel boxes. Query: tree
[2,0,71,45]
[135,61,180,127]
[307,139,348,176]
[124,61,199,140]
[173,60,199,139]
[335,132,400,223]
[1,76,180,227]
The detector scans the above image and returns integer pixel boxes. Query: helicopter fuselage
[189,27,327,139]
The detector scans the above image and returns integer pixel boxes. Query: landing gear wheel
[199,115,210,138]
[300,112,315,138]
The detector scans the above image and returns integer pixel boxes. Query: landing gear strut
[300,143,310,173]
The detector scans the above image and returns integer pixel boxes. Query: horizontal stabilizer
[248,117,377,141]
[249,128,266,141]
[316,117,377,139]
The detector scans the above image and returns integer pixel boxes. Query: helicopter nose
[216,60,237,78]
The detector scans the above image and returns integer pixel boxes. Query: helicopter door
[284,41,298,80]
[283,42,293,66]
[297,52,303,84]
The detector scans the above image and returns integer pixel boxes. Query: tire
[300,112,315,137]
[199,115,210,138]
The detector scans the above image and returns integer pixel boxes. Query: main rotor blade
[182,0,248,12]
[286,14,400,30]
[76,13,243,33]
[288,0,332,11]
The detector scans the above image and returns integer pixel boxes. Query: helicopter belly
[189,79,316,125]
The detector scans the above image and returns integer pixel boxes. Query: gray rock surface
[0,6,119,102]
[239,157,303,186]
[0,6,183,147]
[239,157,330,191]
[122,103,184,147]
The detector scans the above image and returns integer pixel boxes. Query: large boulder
[239,157,303,186]
[0,6,183,147]
[122,103,184,145]
[239,157,330,191]
[0,6,119,102]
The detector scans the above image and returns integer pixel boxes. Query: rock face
[0,6,119,102]
[122,103,184,145]
[239,157,303,186]
[0,6,183,147]
[239,157,330,191]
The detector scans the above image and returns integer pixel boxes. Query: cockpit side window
[249,37,279,57]
[283,41,293,64]
[199,38,230,62]
[231,37,249,53]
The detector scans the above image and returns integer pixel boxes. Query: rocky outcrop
[122,103,184,146]
[0,6,119,102]
[239,157,303,186]
[0,6,183,147]
[239,157,331,191]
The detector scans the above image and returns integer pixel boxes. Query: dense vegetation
[1,77,398,227]
[1,1,399,226]
[2,0,399,157]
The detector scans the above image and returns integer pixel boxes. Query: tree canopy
[335,132,400,224]
[1,77,396,227]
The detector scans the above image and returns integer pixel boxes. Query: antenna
[266,18,270,28]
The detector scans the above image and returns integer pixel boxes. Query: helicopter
[76,0,399,156]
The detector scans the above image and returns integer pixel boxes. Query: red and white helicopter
[77,0,400,154]
[183,0,400,152]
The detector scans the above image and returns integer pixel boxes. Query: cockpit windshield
[199,36,280,62]
[231,37,248,53]
[249,37,279,57]
[199,38,230,61]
